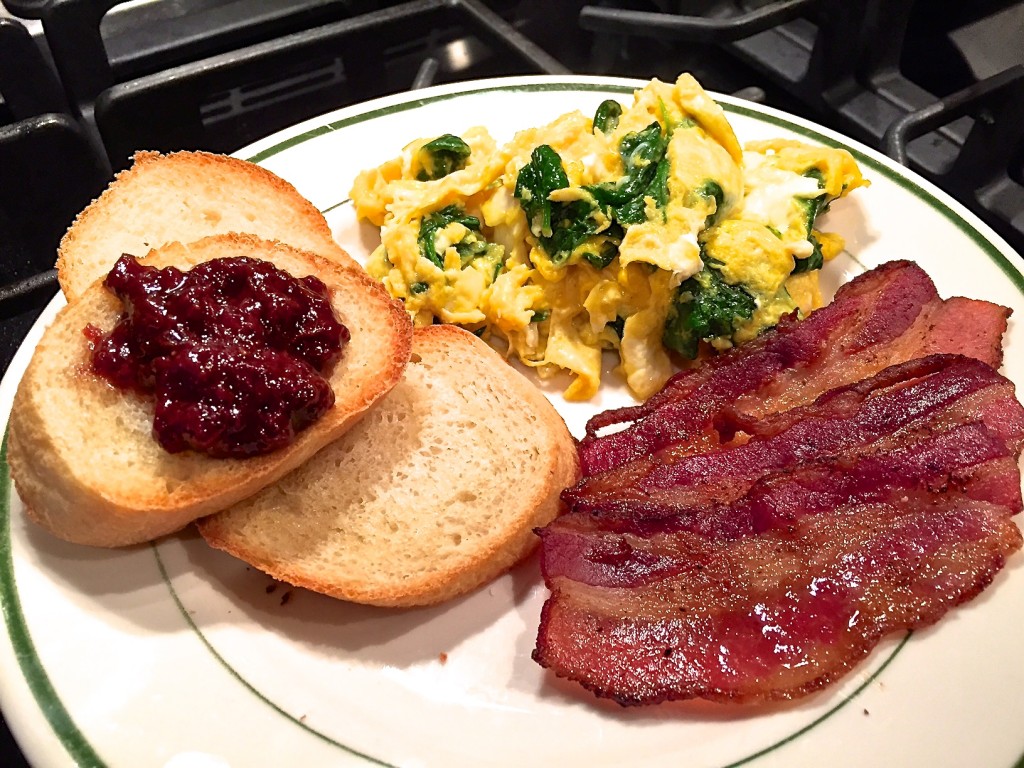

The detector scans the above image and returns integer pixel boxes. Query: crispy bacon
[578,261,1010,476]
[536,349,1024,706]
[563,355,1022,516]
[553,421,1023,548]
[534,498,1022,705]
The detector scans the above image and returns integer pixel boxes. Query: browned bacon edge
[577,260,1010,476]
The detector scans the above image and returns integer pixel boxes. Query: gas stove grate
[94,0,567,170]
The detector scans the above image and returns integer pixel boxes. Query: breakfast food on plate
[532,261,1023,705]
[8,234,412,547]
[57,150,359,302]
[8,73,1019,718]
[198,325,579,608]
[350,73,866,399]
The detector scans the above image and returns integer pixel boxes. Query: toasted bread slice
[57,150,358,302]
[198,325,580,607]
[9,233,412,547]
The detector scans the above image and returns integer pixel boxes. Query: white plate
[2,76,1023,768]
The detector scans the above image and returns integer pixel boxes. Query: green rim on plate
[2,78,1022,768]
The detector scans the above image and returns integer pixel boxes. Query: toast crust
[10,233,412,547]
[199,325,580,607]
[57,150,358,302]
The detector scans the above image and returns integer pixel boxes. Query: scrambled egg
[350,74,866,400]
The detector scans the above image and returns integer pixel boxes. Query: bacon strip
[563,355,1021,516]
[578,261,1010,476]
[552,421,1023,550]
[534,499,1022,705]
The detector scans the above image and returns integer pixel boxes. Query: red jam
[90,254,349,458]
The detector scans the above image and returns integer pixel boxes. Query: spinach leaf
[415,134,471,181]
[649,156,671,212]
[417,205,481,268]
[454,237,489,267]
[796,167,827,232]
[593,100,623,134]
[612,155,670,225]
[695,179,724,206]
[588,122,667,206]
[545,198,610,265]
[515,144,570,238]
[663,265,756,359]
[586,122,670,224]
[515,124,672,269]
[515,145,611,266]
[582,237,620,270]
[791,168,828,273]
[792,235,824,273]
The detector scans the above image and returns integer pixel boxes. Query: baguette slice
[9,233,412,547]
[57,150,358,302]
[198,325,580,607]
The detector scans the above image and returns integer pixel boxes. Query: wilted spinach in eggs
[413,134,472,181]
[350,73,867,400]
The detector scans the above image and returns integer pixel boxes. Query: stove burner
[10,0,566,171]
